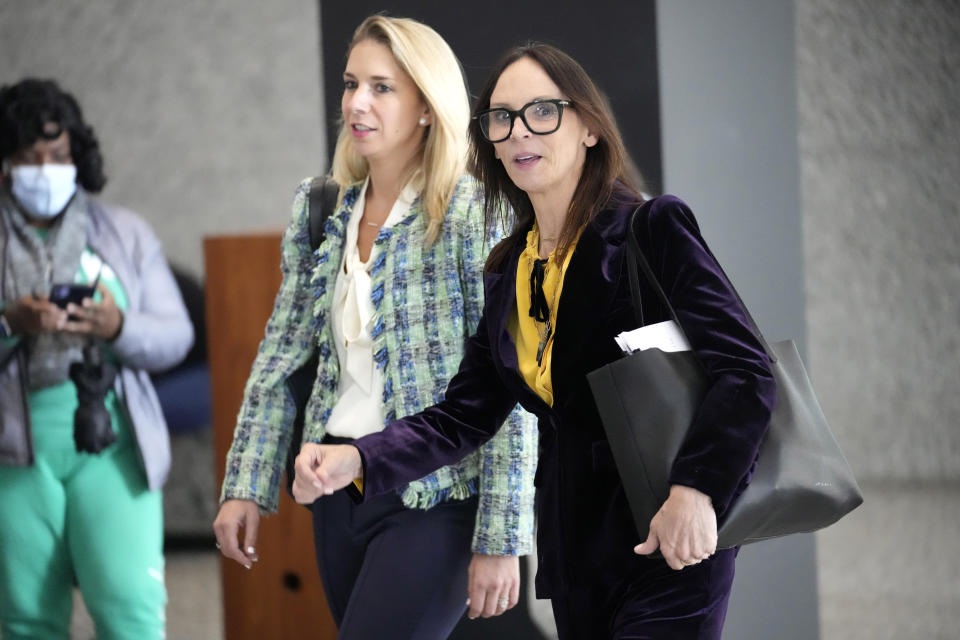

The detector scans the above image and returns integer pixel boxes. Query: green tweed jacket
[221,175,538,555]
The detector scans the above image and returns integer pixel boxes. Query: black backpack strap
[307,176,340,251]
[284,176,337,499]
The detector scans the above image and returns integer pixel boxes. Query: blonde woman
[213,16,537,638]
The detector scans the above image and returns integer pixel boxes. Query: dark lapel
[481,200,633,410]
[482,263,519,375]
[551,203,631,385]
[482,237,556,415]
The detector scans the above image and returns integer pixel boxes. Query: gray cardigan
[0,196,193,490]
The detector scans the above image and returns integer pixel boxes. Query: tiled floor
[47,481,960,639]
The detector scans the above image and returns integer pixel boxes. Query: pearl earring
[419,117,427,126]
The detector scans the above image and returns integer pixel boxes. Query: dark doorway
[319,0,661,194]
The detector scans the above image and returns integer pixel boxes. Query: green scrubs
[0,249,166,639]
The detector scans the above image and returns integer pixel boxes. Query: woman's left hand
[62,284,123,340]
[633,484,717,570]
[466,553,520,619]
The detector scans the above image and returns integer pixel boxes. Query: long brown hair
[468,43,646,270]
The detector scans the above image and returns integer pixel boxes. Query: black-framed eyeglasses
[474,99,572,143]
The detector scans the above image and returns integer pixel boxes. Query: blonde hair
[330,15,470,245]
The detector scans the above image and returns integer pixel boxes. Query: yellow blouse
[509,223,583,406]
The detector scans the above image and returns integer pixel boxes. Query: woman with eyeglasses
[293,43,776,638]
[213,15,537,638]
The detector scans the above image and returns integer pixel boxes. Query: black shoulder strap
[307,176,340,251]
[284,176,337,498]
[627,204,776,362]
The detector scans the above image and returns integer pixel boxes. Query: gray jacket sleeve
[106,208,193,372]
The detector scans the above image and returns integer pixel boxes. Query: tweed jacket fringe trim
[221,176,537,555]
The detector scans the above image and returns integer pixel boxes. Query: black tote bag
[586,207,862,548]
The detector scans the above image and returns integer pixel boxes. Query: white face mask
[9,164,78,219]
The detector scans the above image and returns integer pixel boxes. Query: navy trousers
[311,488,478,640]
[551,547,738,639]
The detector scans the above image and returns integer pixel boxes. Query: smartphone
[49,283,96,309]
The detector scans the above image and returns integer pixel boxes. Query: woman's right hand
[213,499,261,569]
[292,443,362,504]
[3,294,66,335]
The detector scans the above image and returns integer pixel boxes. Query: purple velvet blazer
[354,191,776,598]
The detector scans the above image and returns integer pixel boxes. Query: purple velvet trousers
[551,547,738,639]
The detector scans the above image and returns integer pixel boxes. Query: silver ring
[497,597,508,609]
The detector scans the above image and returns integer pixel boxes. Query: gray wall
[657,2,818,639]
[795,0,960,628]
[657,5,804,338]
[0,0,326,278]
[797,0,960,482]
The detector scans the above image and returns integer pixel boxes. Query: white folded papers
[614,320,691,354]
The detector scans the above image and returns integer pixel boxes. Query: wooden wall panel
[204,233,337,640]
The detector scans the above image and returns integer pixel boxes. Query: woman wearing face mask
[0,79,193,639]
[212,15,537,638]
[294,43,777,639]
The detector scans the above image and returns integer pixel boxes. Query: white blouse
[324,179,417,438]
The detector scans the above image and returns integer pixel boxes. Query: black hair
[0,78,106,193]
